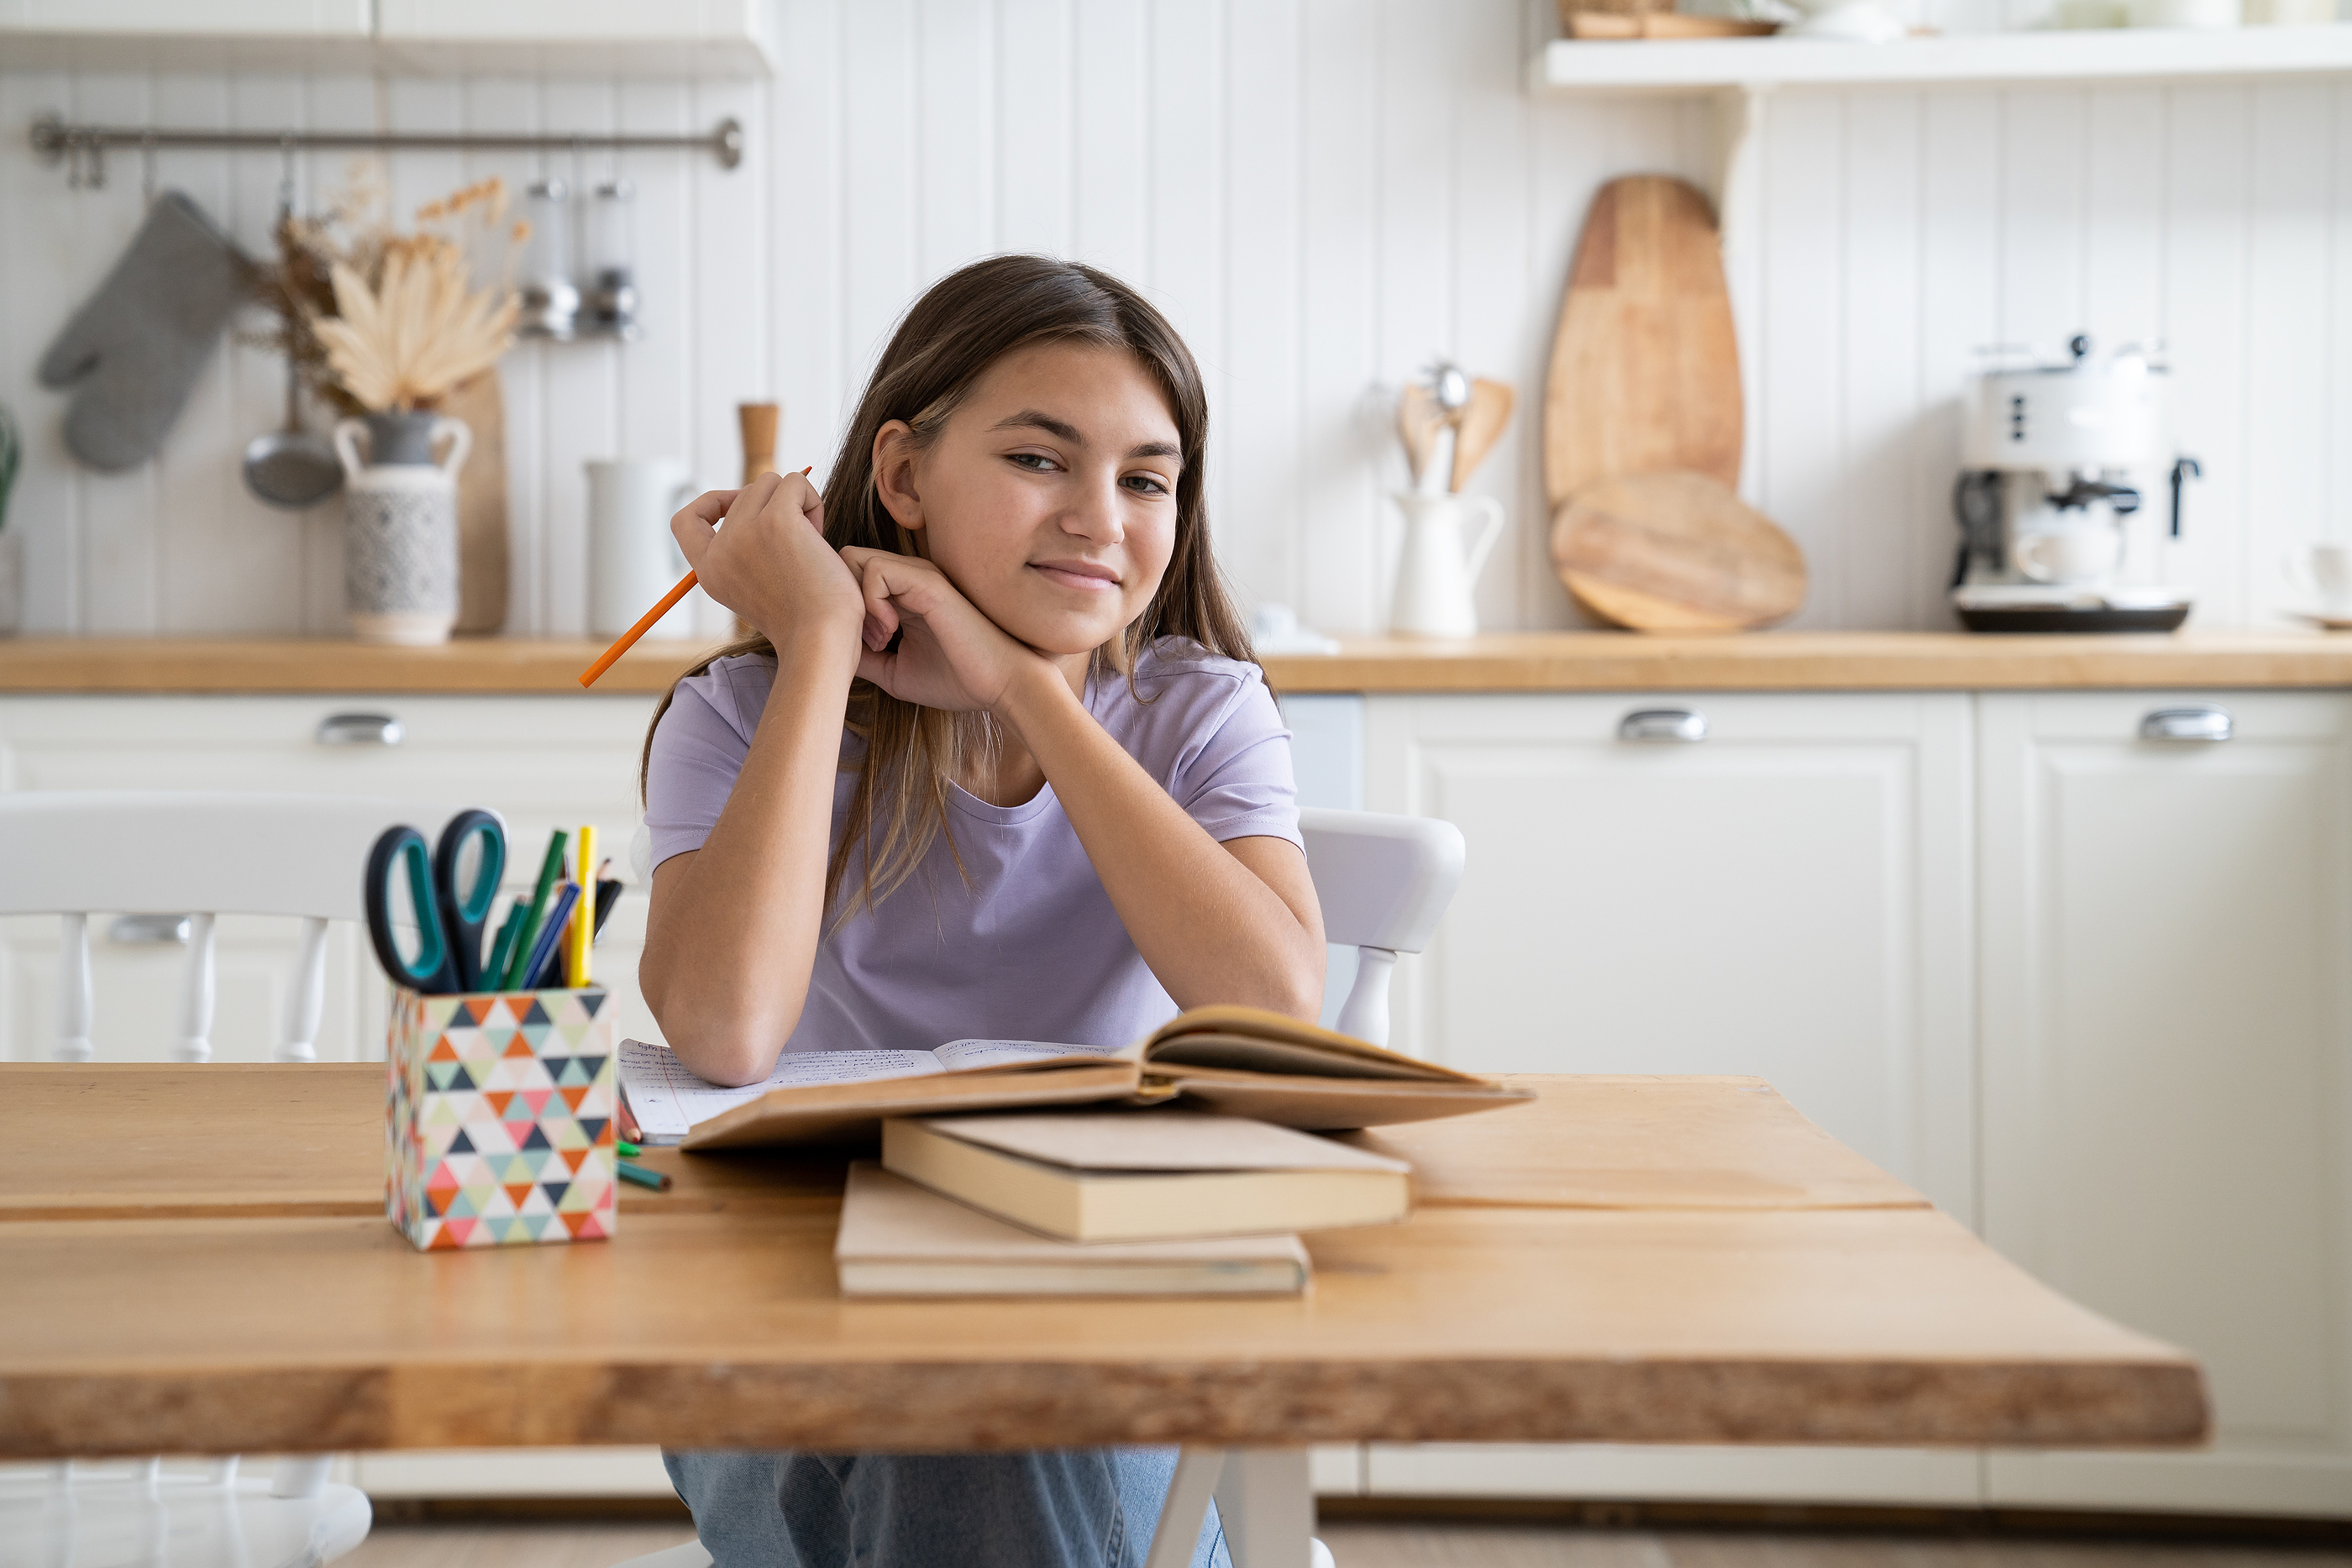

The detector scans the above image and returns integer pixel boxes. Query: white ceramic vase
[335,412,472,646]
[1389,490,1505,639]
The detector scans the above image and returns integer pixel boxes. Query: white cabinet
[1977,691,2352,1518]
[1359,691,1980,1508]
[0,695,666,1065]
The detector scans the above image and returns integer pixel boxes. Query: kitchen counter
[2,632,2351,694]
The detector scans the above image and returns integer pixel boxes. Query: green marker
[498,828,569,990]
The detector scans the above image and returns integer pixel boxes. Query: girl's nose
[1060,471,1126,545]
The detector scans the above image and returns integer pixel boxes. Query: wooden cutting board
[1544,176,1743,510]
[1550,470,1804,632]
[444,369,508,635]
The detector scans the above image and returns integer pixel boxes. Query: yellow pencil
[568,824,596,986]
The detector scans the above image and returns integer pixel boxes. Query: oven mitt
[37,192,251,473]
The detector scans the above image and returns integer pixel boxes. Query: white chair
[0,790,494,1567]
[614,809,1465,1568]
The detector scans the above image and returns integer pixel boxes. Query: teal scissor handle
[365,825,456,994]
[432,809,506,992]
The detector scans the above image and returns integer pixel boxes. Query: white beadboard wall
[2,1,2348,638]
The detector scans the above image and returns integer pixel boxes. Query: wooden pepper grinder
[739,402,780,485]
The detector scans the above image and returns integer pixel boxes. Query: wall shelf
[1532,23,2352,94]
[0,0,777,78]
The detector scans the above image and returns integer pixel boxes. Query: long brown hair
[642,254,1254,920]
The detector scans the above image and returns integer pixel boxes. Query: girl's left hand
[840,546,1047,715]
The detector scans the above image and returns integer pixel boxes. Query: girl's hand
[841,546,1051,715]
[669,471,863,646]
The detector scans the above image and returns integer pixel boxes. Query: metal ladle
[242,348,343,509]
[242,144,342,510]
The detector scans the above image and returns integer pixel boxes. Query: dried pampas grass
[315,238,519,414]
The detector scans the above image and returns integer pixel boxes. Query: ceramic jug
[587,459,698,638]
[334,412,471,646]
[1389,490,1505,638]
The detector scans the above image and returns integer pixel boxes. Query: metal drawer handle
[109,914,190,946]
[1619,708,1708,743]
[317,712,403,747]
[2139,706,2232,743]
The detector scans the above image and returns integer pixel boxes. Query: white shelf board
[1534,24,2352,93]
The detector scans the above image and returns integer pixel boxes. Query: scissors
[364,809,507,994]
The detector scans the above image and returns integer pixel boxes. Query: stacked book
[614,1005,1532,1299]
[838,1110,1412,1298]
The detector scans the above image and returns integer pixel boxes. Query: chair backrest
[1297,808,1466,1047]
[0,792,488,1064]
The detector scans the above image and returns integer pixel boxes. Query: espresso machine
[1950,335,2202,633]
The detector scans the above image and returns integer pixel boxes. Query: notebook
[619,1004,1532,1151]
[880,1109,1412,1243]
[834,1162,1311,1298]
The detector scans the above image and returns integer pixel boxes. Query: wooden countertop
[3,631,2349,695]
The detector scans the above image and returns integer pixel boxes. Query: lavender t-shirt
[643,637,1300,1058]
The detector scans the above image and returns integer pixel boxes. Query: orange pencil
[578,466,812,688]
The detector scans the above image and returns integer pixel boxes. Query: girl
[638,255,1326,1567]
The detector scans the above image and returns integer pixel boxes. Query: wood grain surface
[444,370,508,637]
[0,1204,2204,1456]
[1,1069,1914,1220]
[1543,176,1743,511]
[8,633,2352,695]
[1551,472,1807,632]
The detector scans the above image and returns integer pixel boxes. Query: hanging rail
[29,113,743,187]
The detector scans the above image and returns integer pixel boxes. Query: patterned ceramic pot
[334,411,472,645]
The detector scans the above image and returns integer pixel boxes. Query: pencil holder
[385,984,617,1251]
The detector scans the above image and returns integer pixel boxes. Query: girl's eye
[1007,452,1059,472]
[1123,473,1173,497]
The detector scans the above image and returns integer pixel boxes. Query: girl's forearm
[641,628,861,1084]
[998,663,1325,1020]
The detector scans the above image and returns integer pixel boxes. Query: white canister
[335,412,471,646]
[587,459,699,639]
[1389,490,1506,639]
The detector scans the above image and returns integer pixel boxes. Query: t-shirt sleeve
[642,665,759,872]
[1167,668,1303,850]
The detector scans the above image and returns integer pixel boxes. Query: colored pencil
[617,1160,671,1192]
[519,882,581,991]
[498,829,568,989]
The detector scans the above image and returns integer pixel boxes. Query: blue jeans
[664,1447,1231,1568]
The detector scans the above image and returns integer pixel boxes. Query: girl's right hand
[669,470,864,647]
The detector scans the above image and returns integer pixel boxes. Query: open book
[621,1004,1533,1151]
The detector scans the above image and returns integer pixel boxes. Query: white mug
[2015,527,2121,586]
[587,459,698,639]
[2284,543,2352,612]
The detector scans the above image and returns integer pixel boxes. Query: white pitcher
[587,459,699,638]
[1389,490,1505,638]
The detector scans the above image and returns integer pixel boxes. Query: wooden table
[2,1066,2207,1563]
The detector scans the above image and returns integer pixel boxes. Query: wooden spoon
[1397,383,1447,489]
[1449,379,1515,492]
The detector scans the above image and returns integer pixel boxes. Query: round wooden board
[1543,176,1743,511]
[1550,471,1806,632]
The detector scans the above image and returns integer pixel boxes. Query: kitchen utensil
[588,459,698,639]
[1391,489,1506,638]
[444,370,508,633]
[335,411,471,645]
[1397,383,1447,490]
[364,809,506,995]
[1448,379,1515,493]
[1550,469,1803,632]
[242,347,343,509]
[1544,176,1742,511]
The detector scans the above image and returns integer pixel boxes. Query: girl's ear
[872,420,927,533]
